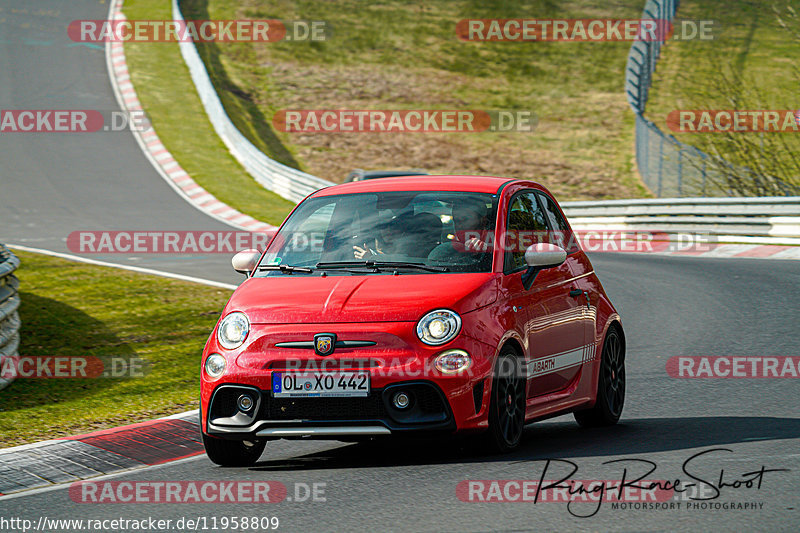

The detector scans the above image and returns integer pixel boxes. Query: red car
[200,176,625,466]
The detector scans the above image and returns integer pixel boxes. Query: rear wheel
[202,433,266,467]
[575,326,625,427]
[484,348,526,453]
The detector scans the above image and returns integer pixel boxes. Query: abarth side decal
[525,346,592,379]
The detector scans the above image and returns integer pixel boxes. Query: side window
[537,192,580,253]
[504,192,548,272]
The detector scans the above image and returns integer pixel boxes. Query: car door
[502,191,586,399]
[536,190,596,368]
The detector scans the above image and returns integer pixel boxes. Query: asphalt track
[1,1,799,531]
[0,0,239,284]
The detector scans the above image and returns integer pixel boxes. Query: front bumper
[201,320,497,437]
[205,381,458,440]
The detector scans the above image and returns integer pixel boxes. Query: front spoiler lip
[257,426,391,437]
[205,418,456,439]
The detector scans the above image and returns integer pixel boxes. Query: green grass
[122,0,295,226]
[645,0,800,192]
[126,0,654,202]
[647,1,798,127]
[0,251,231,447]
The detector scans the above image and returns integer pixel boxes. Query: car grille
[260,385,446,422]
[262,394,388,421]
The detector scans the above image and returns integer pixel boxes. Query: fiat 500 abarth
[201,176,625,466]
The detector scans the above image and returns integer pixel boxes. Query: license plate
[272,372,370,398]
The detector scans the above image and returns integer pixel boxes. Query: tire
[202,433,266,467]
[574,326,625,428]
[483,348,527,453]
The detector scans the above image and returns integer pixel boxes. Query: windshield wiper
[315,261,448,273]
[372,261,449,272]
[257,264,313,274]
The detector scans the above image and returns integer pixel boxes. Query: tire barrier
[0,244,21,391]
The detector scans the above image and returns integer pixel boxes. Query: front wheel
[202,433,266,467]
[574,326,625,427]
[483,349,526,453]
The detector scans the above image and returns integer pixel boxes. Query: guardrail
[172,0,334,204]
[0,244,21,391]
[561,197,800,243]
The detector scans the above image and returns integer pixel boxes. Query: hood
[226,273,498,324]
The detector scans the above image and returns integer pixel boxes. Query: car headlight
[217,311,250,350]
[204,353,226,379]
[434,349,472,374]
[416,309,461,346]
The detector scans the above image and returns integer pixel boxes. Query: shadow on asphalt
[248,416,800,471]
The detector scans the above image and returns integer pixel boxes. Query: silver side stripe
[582,341,597,364]
[526,343,597,378]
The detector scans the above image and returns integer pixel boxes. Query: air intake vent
[472,380,485,414]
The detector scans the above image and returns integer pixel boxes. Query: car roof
[313,175,523,196]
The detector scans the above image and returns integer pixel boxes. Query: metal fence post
[701,152,707,196]
[657,134,664,196]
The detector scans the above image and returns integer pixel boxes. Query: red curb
[108,0,278,234]
[66,419,204,466]
[734,245,793,258]
[60,417,182,440]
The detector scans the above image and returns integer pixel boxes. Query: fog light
[392,392,411,409]
[237,394,254,412]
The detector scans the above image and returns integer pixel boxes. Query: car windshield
[257,191,498,275]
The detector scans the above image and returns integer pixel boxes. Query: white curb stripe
[0,455,205,501]
[770,247,800,260]
[6,245,237,290]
